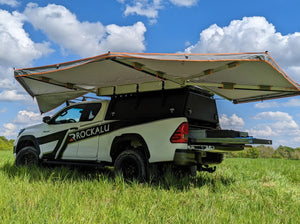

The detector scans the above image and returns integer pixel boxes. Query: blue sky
[1,0,300,147]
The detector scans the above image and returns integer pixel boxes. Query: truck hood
[21,123,46,135]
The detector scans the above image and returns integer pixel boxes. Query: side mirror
[43,116,51,123]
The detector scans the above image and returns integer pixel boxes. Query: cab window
[50,103,101,124]
[52,105,85,124]
[80,103,102,122]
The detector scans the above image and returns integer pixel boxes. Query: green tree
[245,147,260,158]
[258,145,275,158]
[0,136,14,151]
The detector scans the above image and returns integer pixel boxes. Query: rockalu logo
[68,124,110,142]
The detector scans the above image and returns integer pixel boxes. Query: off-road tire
[114,149,148,182]
[15,146,40,167]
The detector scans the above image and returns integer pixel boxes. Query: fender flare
[16,135,40,155]
[110,133,150,162]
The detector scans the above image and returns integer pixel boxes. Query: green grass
[0,151,299,223]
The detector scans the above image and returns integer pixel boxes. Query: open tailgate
[189,129,272,152]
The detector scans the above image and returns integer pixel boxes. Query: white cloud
[100,22,146,52]
[120,0,198,23]
[124,1,160,19]
[184,16,300,72]
[282,98,300,107]
[0,9,52,69]
[219,113,245,131]
[23,3,147,57]
[254,101,279,109]
[0,8,53,98]
[0,110,43,139]
[248,111,300,142]
[0,90,27,101]
[220,111,300,147]
[285,66,300,83]
[169,0,198,7]
[14,110,43,124]
[253,111,295,122]
[247,125,277,137]
[0,123,17,138]
[0,77,16,90]
[122,0,162,23]
[0,0,19,7]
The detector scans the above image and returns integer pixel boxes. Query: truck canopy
[14,51,300,113]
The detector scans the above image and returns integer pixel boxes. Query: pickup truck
[14,87,271,180]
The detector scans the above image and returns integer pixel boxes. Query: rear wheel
[15,146,39,167]
[114,149,148,181]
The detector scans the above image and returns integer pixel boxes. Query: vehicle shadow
[0,162,236,191]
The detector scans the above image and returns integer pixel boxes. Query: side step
[43,159,106,168]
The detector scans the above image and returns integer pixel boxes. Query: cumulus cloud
[14,110,43,124]
[99,22,146,52]
[124,1,161,19]
[119,0,198,23]
[282,98,300,107]
[247,125,277,137]
[247,111,300,144]
[169,0,198,7]
[285,66,300,82]
[0,90,27,101]
[0,123,17,138]
[0,9,52,69]
[0,0,19,7]
[219,113,245,131]
[0,8,53,99]
[254,111,296,121]
[184,16,300,82]
[0,110,43,139]
[23,3,147,57]
[254,97,300,108]
[254,101,279,109]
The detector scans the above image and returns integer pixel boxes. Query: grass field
[0,151,299,223]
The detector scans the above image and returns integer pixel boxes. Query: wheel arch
[110,133,150,163]
[16,135,40,155]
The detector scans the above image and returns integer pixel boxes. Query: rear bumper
[173,149,223,166]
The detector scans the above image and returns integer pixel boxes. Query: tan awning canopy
[14,51,300,113]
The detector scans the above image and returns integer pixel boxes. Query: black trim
[43,159,106,168]
[38,120,156,160]
[38,130,68,160]
[16,135,40,154]
[37,118,172,161]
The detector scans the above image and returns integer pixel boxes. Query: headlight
[18,128,25,137]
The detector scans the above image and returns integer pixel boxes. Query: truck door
[42,105,84,159]
[75,103,102,160]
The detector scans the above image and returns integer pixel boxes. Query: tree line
[0,136,14,151]
[226,145,300,159]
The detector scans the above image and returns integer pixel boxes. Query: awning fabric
[14,51,300,113]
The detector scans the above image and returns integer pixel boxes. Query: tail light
[170,122,189,143]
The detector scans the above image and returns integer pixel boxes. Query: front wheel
[15,146,40,167]
[114,149,148,181]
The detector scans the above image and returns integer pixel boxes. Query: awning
[14,51,300,113]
